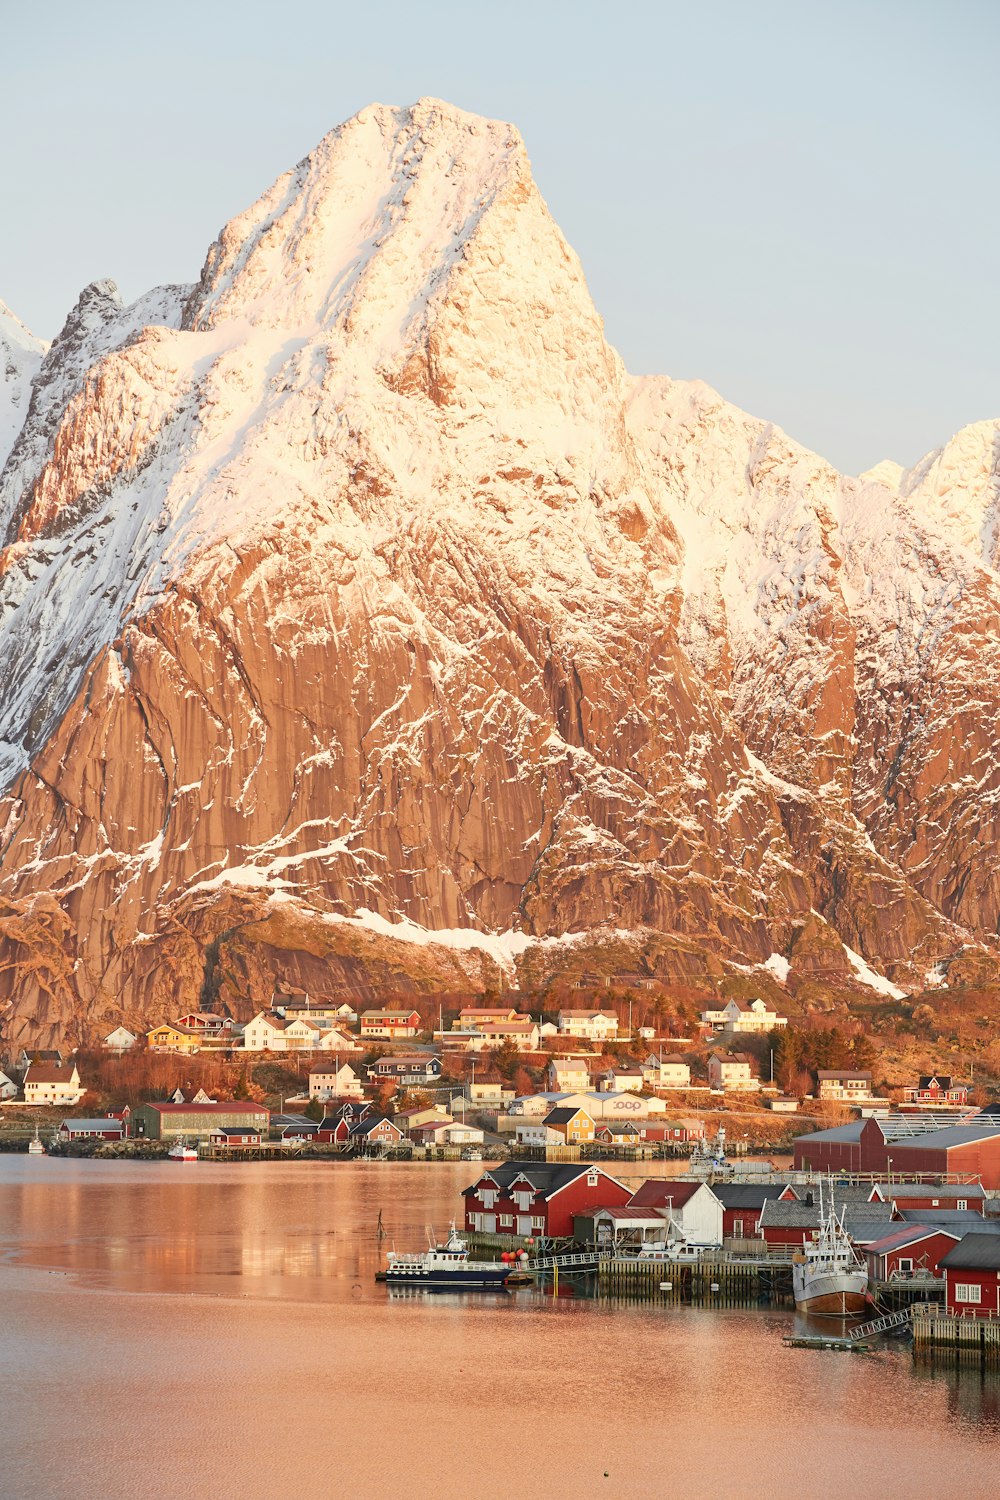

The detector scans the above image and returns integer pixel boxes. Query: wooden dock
[598,1256,792,1305]
[912,1306,1000,1367]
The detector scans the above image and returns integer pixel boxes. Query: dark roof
[817,1070,873,1082]
[881,1183,986,1201]
[628,1179,704,1210]
[212,1126,261,1138]
[940,1233,1000,1271]
[713,1183,792,1209]
[371,1055,440,1068]
[760,1199,893,1229]
[976,1103,1000,1117]
[792,1122,866,1145]
[846,1215,901,1245]
[897,1209,1000,1226]
[790,1183,882,1205]
[60,1118,123,1132]
[317,1103,371,1127]
[544,1107,591,1125]
[462,1161,622,1198]
[917,1076,953,1090]
[892,1123,1000,1150]
[349,1114,400,1137]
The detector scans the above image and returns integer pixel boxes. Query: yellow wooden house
[146,1023,202,1054]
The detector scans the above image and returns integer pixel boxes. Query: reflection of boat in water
[383,1224,512,1290]
[793,1186,868,1317]
[167,1137,199,1162]
[27,1126,45,1156]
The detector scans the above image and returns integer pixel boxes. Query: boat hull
[384,1268,511,1291]
[794,1268,868,1318]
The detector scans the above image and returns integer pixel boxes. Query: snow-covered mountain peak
[858,458,904,489]
[179,97,615,431]
[897,419,1000,568]
[0,300,46,470]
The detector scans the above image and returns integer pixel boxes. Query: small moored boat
[383,1224,513,1290]
[27,1126,46,1156]
[167,1137,199,1162]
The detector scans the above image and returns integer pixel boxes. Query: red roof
[627,1179,703,1210]
[147,1102,268,1115]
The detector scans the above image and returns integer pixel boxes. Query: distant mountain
[1,98,997,1048]
[0,299,46,469]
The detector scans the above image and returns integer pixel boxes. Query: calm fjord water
[0,1157,997,1500]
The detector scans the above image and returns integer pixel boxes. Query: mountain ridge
[0,98,997,1049]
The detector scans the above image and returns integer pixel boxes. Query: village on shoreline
[0,988,979,1160]
[5,986,1000,1365]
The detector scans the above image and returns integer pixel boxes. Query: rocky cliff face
[0,99,996,1048]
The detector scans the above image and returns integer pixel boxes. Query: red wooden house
[57,1117,127,1142]
[348,1115,404,1148]
[713,1182,797,1239]
[903,1075,970,1107]
[209,1125,262,1147]
[464,1162,631,1239]
[864,1226,961,1283]
[879,1183,986,1216]
[940,1234,1000,1316]
[313,1101,374,1142]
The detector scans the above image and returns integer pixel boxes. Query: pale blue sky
[2,0,996,474]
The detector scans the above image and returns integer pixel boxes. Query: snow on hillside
[0,96,998,1044]
[0,300,46,471]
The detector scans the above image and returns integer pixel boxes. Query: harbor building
[136,1101,270,1140]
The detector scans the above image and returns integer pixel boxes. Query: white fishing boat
[27,1126,45,1156]
[689,1126,731,1177]
[383,1223,514,1290]
[167,1137,199,1162]
[792,1184,869,1317]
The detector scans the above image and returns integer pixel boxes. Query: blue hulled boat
[383,1224,513,1290]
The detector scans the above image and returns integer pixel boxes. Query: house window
[733,1219,744,1238]
[897,1258,914,1274]
[500,1215,514,1228]
[586,1173,598,1187]
[957,1200,968,1212]
[481,1190,497,1208]
[954,1283,982,1304]
[931,1199,940,1207]
[531,1217,545,1230]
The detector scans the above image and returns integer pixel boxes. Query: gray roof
[60,1118,122,1131]
[713,1183,792,1209]
[875,1114,993,1141]
[880,1182,986,1201]
[761,1198,893,1229]
[793,1122,866,1145]
[790,1183,883,1205]
[891,1122,1000,1150]
[897,1208,1000,1226]
[844,1214,899,1244]
[940,1233,1000,1270]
